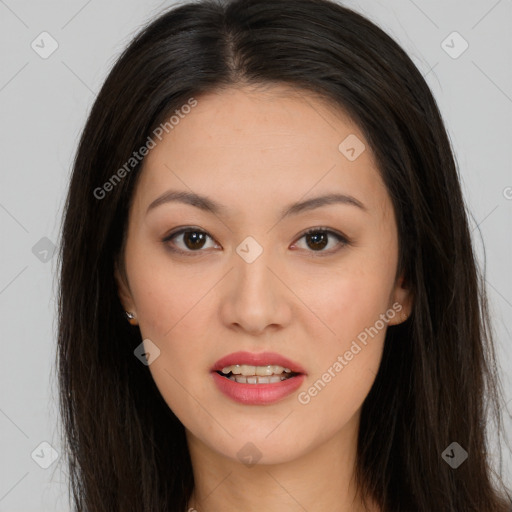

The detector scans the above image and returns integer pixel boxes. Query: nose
[218,245,293,335]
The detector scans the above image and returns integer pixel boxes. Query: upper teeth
[221,364,292,376]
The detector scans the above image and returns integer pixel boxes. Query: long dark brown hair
[56,0,511,510]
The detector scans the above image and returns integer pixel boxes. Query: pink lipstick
[211,351,306,405]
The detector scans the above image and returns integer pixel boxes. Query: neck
[185,412,380,512]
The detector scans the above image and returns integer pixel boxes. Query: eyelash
[162,226,350,257]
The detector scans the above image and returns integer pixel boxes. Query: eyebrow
[146,189,367,219]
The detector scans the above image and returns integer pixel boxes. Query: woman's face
[116,84,412,465]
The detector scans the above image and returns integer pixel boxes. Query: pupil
[184,231,206,250]
[307,232,327,250]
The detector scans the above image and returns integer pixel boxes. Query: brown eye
[163,228,217,253]
[182,231,207,250]
[163,226,349,256]
[305,231,328,250]
[293,228,349,254]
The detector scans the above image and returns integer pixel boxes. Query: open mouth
[215,365,301,384]
[211,358,306,404]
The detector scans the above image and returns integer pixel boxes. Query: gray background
[0,0,511,510]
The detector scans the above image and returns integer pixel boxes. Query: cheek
[125,251,216,421]
[295,279,388,445]
[303,256,395,344]
[295,256,395,420]
[125,237,208,339]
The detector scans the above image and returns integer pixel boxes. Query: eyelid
[162,226,350,255]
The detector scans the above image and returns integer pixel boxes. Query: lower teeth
[226,374,292,384]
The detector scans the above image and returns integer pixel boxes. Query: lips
[211,351,307,374]
[210,351,307,405]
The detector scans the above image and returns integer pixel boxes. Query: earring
[125,311,138,325]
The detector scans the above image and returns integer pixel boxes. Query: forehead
[132,85,390,220]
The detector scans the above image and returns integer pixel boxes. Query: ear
[114,259,136,314]
[387,272,413,326]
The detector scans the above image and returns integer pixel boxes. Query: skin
[115,84,413,512]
